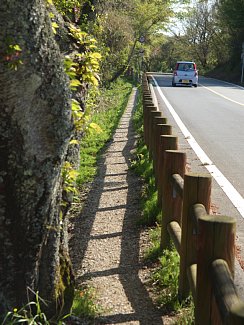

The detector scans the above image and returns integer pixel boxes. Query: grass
[70,78,135,321]
[131,90,161,225]
[71,286,103,320]
[2,78,195,324]
[1,287,103,324]
[131,85,195,324]
[77,78,133,187]
[1,290,68,325]
[1,78,134,325]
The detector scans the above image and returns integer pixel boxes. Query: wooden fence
[142,73,244,324]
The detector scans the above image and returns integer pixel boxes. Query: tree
[0,0,194,319]
[76,0,174,82]
[0,0,75,318]
[218,0,244,60]
[173,1,219,69]
[53,0,178,81]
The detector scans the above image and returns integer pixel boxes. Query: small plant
[1,290,68,325]
[76,79,133,187]
[60,24,103,205]
[174,302,195,324]
[144,224,161,262]
[132,88,194,323]
[130,141,160,225]
[152,249,180,310]
[130,87,161,226]
[52,0,80,17]
[132,86,143,136]
[62,161,79,196]
[72,286,102,319]
[3,43,23,71]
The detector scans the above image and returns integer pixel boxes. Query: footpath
[69,88,174,324]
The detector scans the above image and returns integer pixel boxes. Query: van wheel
[193,84,198,88]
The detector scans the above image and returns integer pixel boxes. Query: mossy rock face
[56,249,75,319]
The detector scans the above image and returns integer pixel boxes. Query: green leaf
[71,99,81,111]
[51,22,59,34]
[70,79,82,90]
[13,44,21,51]
[89,122,103,133]
[70,139,79,145]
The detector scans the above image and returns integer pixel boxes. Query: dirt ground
[68,88,178,324]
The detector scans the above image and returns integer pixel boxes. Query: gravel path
[69,88,170,324]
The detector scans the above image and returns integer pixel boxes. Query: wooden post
[143,95,152,102]
[148,111,162,158]
[143,103,156,147]
[152,116,167,171]
[160,150,186,250]
[142,75,149,90]
[142,86,149,93]
[143,100,154,113]
[195,215,236,325]
[157,134,177,209]
[229,301,244,324]
[178,173,212,301]
[167,221,182,253]
[211,259,244,324]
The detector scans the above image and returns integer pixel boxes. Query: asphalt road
[151,73,244,295]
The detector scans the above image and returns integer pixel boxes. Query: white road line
[152,76,244,218]
[200,84,244,106]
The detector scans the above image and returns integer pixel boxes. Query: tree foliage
[151,0,244,76]
[178,1,219,68]
[51,0,175,82]
[217,0,244,60]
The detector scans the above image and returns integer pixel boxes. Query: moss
[55,249,75,319]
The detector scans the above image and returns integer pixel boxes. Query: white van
[172,61,198,87]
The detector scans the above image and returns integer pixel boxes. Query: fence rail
[142,73,244,324]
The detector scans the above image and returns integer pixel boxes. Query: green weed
[131,88,194,323]
[130,150,160,225]
[174,304,194,324]
[152,249,180,310]
[144,224,161,262]
[130,86,161,225]
[77,78,133,187]
[1,291,68,325]
[132,86,143,136]
[72,286,103,319]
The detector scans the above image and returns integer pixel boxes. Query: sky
[165,1,190,36]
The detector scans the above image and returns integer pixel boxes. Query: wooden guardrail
[142,73,244,324]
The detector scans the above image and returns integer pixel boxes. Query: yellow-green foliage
[2,291,51,324]
[68,24,101,86]
[61,161,79,196]
[64,24,102,132]
[61,24,102,198]
[3,42,23,71]
[77,79,133,187]
[72,287,102,318]
[50,0,81,16]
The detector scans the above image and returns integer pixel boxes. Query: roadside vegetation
[1,78,134,324]
[73,80,195,323]
[2,0,244,322]
[131,86,194,324]
[77,78,133,188]
[70,78,134,321]
[72,79,194,324]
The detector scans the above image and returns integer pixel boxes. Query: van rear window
[177,63,194,71]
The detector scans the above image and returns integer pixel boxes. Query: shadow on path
[69,89,165,324]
